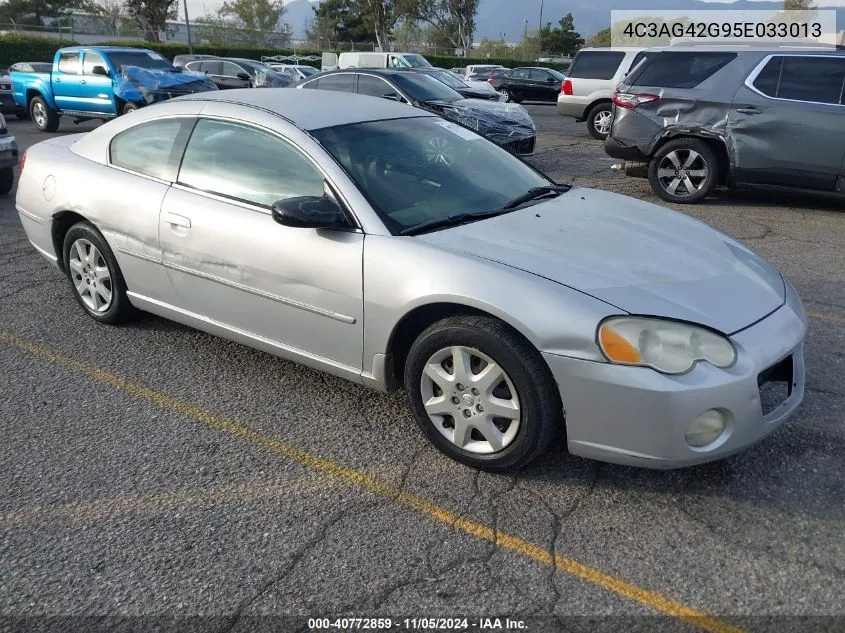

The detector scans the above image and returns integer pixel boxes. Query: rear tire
[62,222,139,325]
[29,96,59,133]
[586,102,612,140]
[498,88,512,102]
[648,137,718,204]
[404,315,562,472]
[0,167,13,196]
[122,102,140,115]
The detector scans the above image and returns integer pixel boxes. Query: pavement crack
[222,506,353,632]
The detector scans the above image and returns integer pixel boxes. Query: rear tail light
[18,149,26,176]
[561,79,573,95]
[612,90,660,109]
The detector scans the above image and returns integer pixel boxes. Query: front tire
[404,315,562,472]
[122,102,140,115]
[0,167,13,196]
[29,96,59,132]
[648,137,718,204]
[62,222,138,324]
[586,102,612,140]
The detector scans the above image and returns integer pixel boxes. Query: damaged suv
[605,47,845,203]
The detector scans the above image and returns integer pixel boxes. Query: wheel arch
[382,301,547,392]
[26,88,55,110]
[51,210,90,272]
[583,97,612,119]
[648,131,731,185]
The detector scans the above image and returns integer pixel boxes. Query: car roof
[646,45,845,54]
[60,46,154,53]
[173,88,434,130]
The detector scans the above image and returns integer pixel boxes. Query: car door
[729,54,845,190]
[197,60,224,88]
[105,116,194,305]
[51,50,84,111]
[529,69,558,101]
[221,61,253,88]
[158,112,365,372]
[507,69,531,99]
[79,50,115,114]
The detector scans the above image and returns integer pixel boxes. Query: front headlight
[597,317,736,374]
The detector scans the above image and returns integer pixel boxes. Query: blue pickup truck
[11,46,217,132]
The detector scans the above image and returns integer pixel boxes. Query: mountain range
[280,0,845,41]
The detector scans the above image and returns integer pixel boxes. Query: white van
[321,51,432,71]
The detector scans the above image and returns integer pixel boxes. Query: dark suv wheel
[648,138,718,204]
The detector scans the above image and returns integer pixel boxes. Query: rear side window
[58,52,81,74]
[110,119,189,181]
[317,73,356,92]
[567,52,625,80]
[752,55,845,105]
[357,74,394,97]
[627,52,736,89]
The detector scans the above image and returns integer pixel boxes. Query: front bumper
[543,286,807,469]
[0,135,19,169]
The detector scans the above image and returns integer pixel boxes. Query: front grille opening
[757,355,794,417]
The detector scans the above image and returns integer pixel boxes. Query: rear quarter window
[110,119,190,181]
[567,52,625,80]
[626,52,736,89]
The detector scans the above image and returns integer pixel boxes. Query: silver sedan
[14,89,807,472]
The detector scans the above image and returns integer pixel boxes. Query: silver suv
[557,47,645,140]
[605,47,845,203]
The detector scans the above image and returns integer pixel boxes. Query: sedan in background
[15,89,807,471]
[489,67,566,103]
[408,67,502,101]
[185,57,292,88]
[267,64,320,82]
[299,68,536,155]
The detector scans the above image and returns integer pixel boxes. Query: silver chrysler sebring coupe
[15,90,806,472]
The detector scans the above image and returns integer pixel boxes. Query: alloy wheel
[68,238,113,313]
[32,101,46,128]
[656,149,710,197]
[593,109,612,136]
[419,345,521,454]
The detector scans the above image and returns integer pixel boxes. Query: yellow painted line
[0,329,743,633]
[808,311,845,324]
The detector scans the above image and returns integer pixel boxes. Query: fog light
[686,409,727,448]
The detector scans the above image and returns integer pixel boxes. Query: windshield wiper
[501,185,570,210]
[399,209,512,236]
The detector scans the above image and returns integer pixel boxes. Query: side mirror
[236,72,251,80]
[271,194,349,229]
[92,65,110,77]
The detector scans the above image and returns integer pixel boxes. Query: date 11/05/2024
[308,617,528,631]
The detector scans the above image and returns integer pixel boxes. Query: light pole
[537,0,544,62]
[183,0,193,53]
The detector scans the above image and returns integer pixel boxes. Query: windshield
[312,117,551,234]
[392,73,464,103]
[108,51,175,71]
[429,70,468,89]
[403,54,432,68]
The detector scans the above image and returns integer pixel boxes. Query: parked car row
[558,44,845,204]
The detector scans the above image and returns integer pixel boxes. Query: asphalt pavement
[0,105,843,633]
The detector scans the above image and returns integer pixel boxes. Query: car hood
[418,188,785,334]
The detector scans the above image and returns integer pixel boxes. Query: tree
[125,0,178,41]
[80,0,128,35]
[784,0,816,9]
[0,0,76,25]
[305,0,372,45]
[585,26,610,47]
[360,0,402,51]
[539,13,583,56]
[220,0,284,33]
[401,0,480,56]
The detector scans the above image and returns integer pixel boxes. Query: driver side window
[177,119,325,208]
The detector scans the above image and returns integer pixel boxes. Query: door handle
[736,106,761,114]
[165,212,191,228]
[54,77,61,83]
[80,79,87,84]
